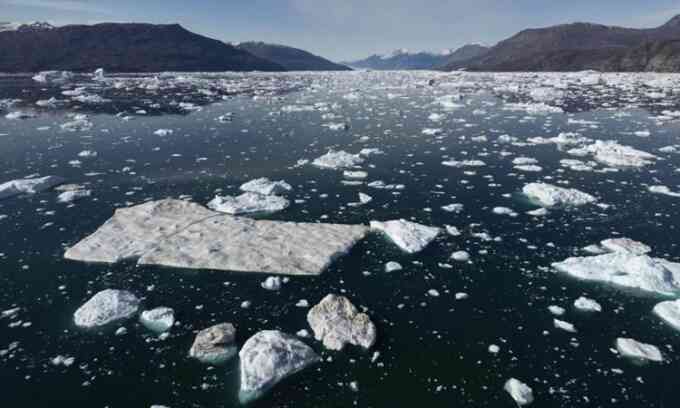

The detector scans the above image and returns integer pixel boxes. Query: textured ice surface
[239,178,292,196]
[570,140,657,168]
[189,323,237,365]
[139,215,367,276]
[139,307,175,333]
[65,199,216,263]
[73,289,140,328]
[312,150,364,170]
[504,378,534,406]
[370,219,440,254]
[616,338,664,362]
[66,199,367,276]
[553,240,680,296]
[307,294,377,351]
[600,238,651,255]
[0,176,65,199]
[239,330,319,403]
[653,300,680,332]
[523,183,596,207]
[574,297,602,312]
[207,192,290,215]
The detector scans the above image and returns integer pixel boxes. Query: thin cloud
[1,0,111,14]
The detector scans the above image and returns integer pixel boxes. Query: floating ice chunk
[5,111,36,120]
[504,378,534,406]
[600,238,651,255]
[445,225,461,236]
[569,140,657,168]
[78,150,98,158]
[57,189,91,203]
[93,68,105,80]
[492,207,517,217]
[207,192,289,215]
[653,300,680,332]
[441,203,464,213]
[370,219,440,254]
[73,289,140,328]
[514,165,542,172]
[60,114,92,132]
[385,261,402,272]
[442,159,486,168]
[649,185,680,198]
[526,208,549,216]
[343,171,368,180]
[50,355,76,367]
[66,200,368,276]
[359,148,383,157]
[549,305,565,316]
[153,129,173,136]
[451,251,470,262]
[358,193,373,204]
[139,307,174,333]
[574,297,602,312]
[189,323,237,365]
[261,276,282,291]
[553,319,577,333]
[522,183,596,208]
[312,150,364,170]
[32,70,73,83]
[307,294,376,351]
[0,176,65,200]
[239,330,319,403]
[240,178,292,196]
[552,246,680,296]
[422,128,443,136]
[616,338,663,362]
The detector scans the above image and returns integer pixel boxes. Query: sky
[2,0,680,61]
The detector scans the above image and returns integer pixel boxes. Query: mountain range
[344,44,489,70]
[235,42,350,71]
[0,22,349,73]
[444,15,680,71]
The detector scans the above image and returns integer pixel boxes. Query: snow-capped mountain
[345,44,489,70]
[0,21,55,32]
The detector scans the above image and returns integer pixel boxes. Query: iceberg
[616,338,663,362]
[239,178,292,196]
[239,330,319,403]
[73,289,140,328]
[207,192,289,215]
[139,307,175,333]
[522,183,596,207]
[307,294,377,351]
[0,176,65,200]
[552,239,680,296]
[370,219,440,254]
[189,323,237,365]
[653,300,680,332]
[312,150,364,170]
[504,378,534,406]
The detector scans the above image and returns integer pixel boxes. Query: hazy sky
[3,0,680,61]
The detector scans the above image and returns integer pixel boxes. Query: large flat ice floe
[370,219,440,254]
[552,238,680,296]
[65,199,368,276]
[0,176,65,199]
[523,183,596,208]
[238,330,320,403]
